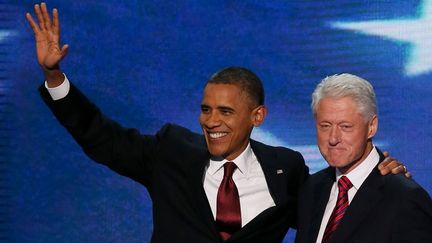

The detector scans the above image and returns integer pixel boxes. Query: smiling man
[295,74,432,243]
[200,71,266,161]
[27,4,308,242]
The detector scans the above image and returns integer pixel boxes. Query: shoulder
[375,173,432,220]
[250,139,309,183]
[303,167,333,188]
[156,123,206,149]
[309,167,333,180]
[383,174,431,200]
[158,123,200,137]
[383,174,432,240]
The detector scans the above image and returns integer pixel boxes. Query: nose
[328,126,341,146]
[203,111,221,128]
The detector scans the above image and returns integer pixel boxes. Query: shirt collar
[336,145,380,190]
[207,143,253,176]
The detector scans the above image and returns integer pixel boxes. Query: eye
[201,106,210,114]
[220,109,233,115]
[219,107,234,115]
[320,123,331,130]
[340,124,353,131]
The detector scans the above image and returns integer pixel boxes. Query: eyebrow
[200,104,235,111]
[217,106,235,111]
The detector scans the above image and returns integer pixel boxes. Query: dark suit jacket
[295,151,432,243]
[39,83,309,243]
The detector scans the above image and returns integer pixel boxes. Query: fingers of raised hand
[25,12,40,33]
[52,8,60,34]
[40,3,53,31]
[33,3,45,30]
[28,3,56,32]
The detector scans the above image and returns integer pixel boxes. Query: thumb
[60,44,69,59]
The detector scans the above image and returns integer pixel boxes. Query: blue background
[2,0,431,242]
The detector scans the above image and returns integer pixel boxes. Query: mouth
[328,144,345,149]
[207,132,228,139]
[327,147,347,154]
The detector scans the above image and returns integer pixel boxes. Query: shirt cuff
[44,73,70,101]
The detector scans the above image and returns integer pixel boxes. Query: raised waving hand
[26,2,68,86]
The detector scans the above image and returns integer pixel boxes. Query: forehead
[316,97,362,121]
[202,83,251,104]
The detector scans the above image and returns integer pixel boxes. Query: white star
[330,0,432,76]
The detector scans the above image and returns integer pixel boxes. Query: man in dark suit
[295,73,432,243]
[26,3,408,243]
[26,3,308,242]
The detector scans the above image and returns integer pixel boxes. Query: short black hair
[207,66,265,106]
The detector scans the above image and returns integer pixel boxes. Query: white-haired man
[295,74,432,243]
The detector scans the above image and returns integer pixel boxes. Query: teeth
[209,132,227,138]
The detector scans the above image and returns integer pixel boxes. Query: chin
[326,158,347,168]
[208,148,225,158]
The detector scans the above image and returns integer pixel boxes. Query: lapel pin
[276,169,283,174]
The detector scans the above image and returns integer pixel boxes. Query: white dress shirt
[46,75,276,227]
[315,146,380,243]
[204,143,275,227]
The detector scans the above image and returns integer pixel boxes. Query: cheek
[344,132,364,147]
[348,137,367,153]
[230,121,250,140]
[316,131,327,144]
[316,135,328,154]
[224,116,240,129]
[199,114,206,124]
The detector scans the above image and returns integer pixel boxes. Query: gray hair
[311,73,377,121]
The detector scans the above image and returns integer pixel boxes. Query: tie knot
[223,162,237,178]
[338,176,353,192]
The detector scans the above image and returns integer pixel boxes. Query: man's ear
[368,115,378,139]
[252,105,267,127]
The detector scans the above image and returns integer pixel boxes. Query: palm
[26,3,68,70]
[35,30,63,68]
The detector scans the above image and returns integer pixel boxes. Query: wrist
[43,66,64,88]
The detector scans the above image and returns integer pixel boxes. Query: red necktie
[216,162,241,241]
[322,176,353,243]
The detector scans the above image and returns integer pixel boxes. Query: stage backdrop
[2,0,431,242]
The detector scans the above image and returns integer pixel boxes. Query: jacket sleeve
[39,82,164,187]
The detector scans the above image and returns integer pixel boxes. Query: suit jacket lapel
[250,140,286,205]
[330,152,386,243]
[308,168,335,243]
[185,141,220,238]
[229,140,287,241]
